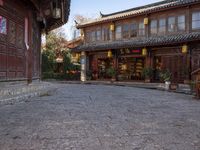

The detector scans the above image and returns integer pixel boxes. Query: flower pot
[165,81,171,90]
[111,78,116,83]
[145,79,151,83]
[170,83,178,91]
[184,79,190,84]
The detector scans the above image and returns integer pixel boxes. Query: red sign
[131,49,140,53]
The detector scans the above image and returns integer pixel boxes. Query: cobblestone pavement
[0,84,200,150]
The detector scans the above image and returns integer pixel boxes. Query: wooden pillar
[114,50,118,81]
[188,45,192,81]
[80,51,87,82]
[145,48,151,68]
[26,10,33,84]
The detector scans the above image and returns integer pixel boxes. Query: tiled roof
[77,0,200,28]
[72,32,200,52]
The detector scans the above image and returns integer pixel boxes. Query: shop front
[152,46,190,83]
[117,48,146,81]
[88,51,115,80]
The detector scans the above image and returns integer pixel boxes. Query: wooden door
[0,1,26,80]
[161,55,186,83]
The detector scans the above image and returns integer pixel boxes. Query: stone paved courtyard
[0,83,200,150]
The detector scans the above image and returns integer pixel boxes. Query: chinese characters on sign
[0,16,7,34]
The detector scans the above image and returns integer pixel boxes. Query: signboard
[119,48,141,55]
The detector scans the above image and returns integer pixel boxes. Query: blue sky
[63,0,162,39]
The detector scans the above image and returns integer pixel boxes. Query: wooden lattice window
[122,24,129,39]
[17,26,24,48]
[177,15,185,31]
[158,18,166,34]
[138,22,145,36]
[0,16,7,34]
[192,12,200,30]
[96,30,101,41]
[115,25,122,40]
[130,23,138,38]
[150,20,158,34]
[91,31,96,42]
[168,16,176,32]
[9,20,16,44]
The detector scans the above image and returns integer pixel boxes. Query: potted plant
[106,67,116,82]
[159,69,172,90]
[142,67,153,83]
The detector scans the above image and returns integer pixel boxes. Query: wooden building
[0,0,70,83]
[72,0,200,83]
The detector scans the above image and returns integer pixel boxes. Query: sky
[63,0,163,39]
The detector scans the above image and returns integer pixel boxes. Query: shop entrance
[153,55,187,83]
[118,57,145,81]
[97,58,113,79]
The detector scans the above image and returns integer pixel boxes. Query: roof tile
[72,32,200,52]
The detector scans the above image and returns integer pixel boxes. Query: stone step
[0,82,54,105]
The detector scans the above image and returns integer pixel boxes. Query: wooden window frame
[0,15,7,35]
[191,11,200,31]
[102,28,105,41]
[158,18,166,34]
[130,22,138,38]
[91,30,96,42]
[177,15,186,32]
[109,29,112,41]
[85,31,91,43]
[167,16,176,33]
[122,23,130,39]
[115,25,122,40]
[138,21,145,37]
[150,19,158,35]
[102,27,110,41]
[96,29,101,41]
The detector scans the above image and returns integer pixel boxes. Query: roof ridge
[77,0,200,28]
[101,0,178,17]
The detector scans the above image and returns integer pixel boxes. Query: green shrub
[142,67,153,79]
[42,71,54,79]
[106,67,116,78]
[159,69,171,82]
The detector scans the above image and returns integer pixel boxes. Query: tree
[42,30,68,77]
[70,14,95,39]
[41,30,80,80]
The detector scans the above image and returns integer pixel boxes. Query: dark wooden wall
[0,0,41,82]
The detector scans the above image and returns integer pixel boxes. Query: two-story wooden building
[0,0,70,83]
[72,0,200,83]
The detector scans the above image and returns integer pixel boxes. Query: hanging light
[80,29,84,36]
[182,44,188,53]
[142,48,147,56]
[144,18,149,25]
[110,24,115,31]
[52,0,61,19]
[122,64,127,70]
[108,50,112,58]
